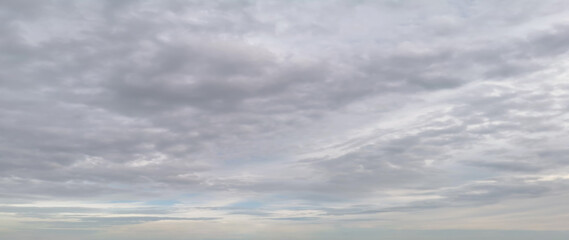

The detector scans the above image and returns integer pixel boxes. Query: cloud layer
[2,0,569,239]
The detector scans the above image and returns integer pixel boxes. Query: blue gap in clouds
[144,200,180,206]
[227,200,264,209]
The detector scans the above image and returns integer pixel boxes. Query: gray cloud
[2,0,569,238]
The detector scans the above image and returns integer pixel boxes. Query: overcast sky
[2,0,569,239]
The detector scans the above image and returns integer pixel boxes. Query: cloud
[2,0,569,239]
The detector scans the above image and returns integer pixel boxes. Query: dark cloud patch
[228,210,272,217]
[315,177,566,217]
[440,179,554,206]
[268,217,320,221]
[22,216,220,229]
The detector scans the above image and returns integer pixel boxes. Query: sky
[2,0,569,239]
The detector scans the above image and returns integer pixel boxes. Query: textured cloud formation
[2,0,569,239]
